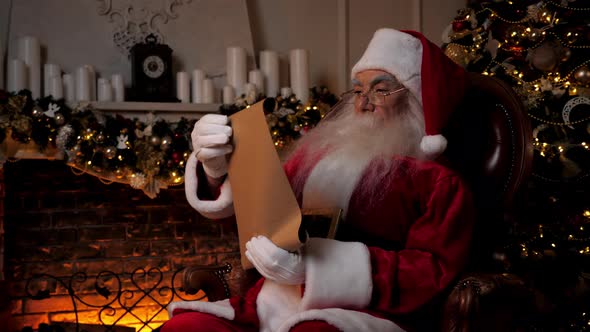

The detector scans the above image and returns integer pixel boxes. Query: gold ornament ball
[444,44,470,68]
[54,113,65,125]
[160,136,172,150]
[32,106,44,117]
[150,136,162,146]
[114,168,125,179]
[104,146,117,159]
[529,42,559,72]
[573,66,590,86]
[95,133,105,143]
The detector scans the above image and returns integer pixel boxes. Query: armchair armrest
[442,272,537,332]
[182,263,232,302]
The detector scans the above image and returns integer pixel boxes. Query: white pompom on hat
[351,28,469,160]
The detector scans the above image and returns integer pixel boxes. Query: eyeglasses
[341,86,407,106]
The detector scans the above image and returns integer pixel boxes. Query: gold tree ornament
[573,66,590,86]
[444,43,473,68]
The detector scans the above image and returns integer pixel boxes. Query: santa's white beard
[289,100,425,215]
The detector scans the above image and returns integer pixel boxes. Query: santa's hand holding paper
[191,114,233,179]
[245,235,305,285]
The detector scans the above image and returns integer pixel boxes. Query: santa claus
[162,28,475,332]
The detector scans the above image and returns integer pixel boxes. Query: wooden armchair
[181,72,538,331]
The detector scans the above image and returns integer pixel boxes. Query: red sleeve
[195,161,224,200]
[369,175,474,314]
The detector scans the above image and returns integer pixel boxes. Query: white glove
[191,114,233,178]
[245,235,305,285]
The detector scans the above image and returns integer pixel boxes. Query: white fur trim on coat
[256,280,302,332]
[420,134,447,160]
[167,298,235,320]
[300,238,373,310]
[185,151,235,219]
[351,28,423,107]
[277,308,406,332]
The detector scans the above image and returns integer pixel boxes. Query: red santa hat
[351,28,468,159]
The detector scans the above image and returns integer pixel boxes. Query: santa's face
[290,69,425,213]
[351,69,408,121]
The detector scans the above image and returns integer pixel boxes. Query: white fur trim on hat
[420,134,447,160]
[185,151,235,220]
[167,298,235,320]
[351,28,423,106]
[300,238,372,310]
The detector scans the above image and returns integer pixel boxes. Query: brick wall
[2,159,254,330]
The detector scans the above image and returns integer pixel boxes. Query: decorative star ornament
[44,103,60,118]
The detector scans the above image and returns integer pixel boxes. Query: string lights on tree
[443,0,590,328]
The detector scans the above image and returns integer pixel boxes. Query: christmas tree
[443,0,590,329]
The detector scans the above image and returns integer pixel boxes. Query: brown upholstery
[181,72,537,331]
[443,72,533,271]
[441,72,537,331]
[444,72,533,213]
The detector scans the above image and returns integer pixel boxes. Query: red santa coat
[168,147,475,332]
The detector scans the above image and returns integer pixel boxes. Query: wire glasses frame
[341,86,407,106]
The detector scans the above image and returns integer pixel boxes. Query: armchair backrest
[442,72,533,266]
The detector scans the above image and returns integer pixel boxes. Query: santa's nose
[358,97,375,112]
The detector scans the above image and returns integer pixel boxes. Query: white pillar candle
[7,59,27,93]
[191,69,205,103]
[48,75,63,99]
[84,65,96,101]
[75,66,91,102]
[289,49,310,103]
[18,36,41,99]
[202,78,215,103]
[248,69,264,96]
[223,85,235,105]
[97,78,113,102]
[111,74,125,102]
[281,87,293,99]
[226,47,247,96]
[176,71,190,103]
[43,64,61,97]
[62,73,75,103]
[244,82,256,95]
[260,50,279,97]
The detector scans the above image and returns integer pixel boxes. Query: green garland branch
[0,87,337,198]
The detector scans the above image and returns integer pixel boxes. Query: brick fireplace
[1,159,250,331]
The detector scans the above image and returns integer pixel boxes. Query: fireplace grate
[22,266,213,332]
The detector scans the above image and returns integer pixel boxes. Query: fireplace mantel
[77,101,222,122]
[82,101,221,114]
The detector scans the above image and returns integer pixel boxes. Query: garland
[0,88,337,198]
[219,86,338,148]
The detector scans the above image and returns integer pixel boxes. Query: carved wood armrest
[442,272,536,332]
[182,263,232,302]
